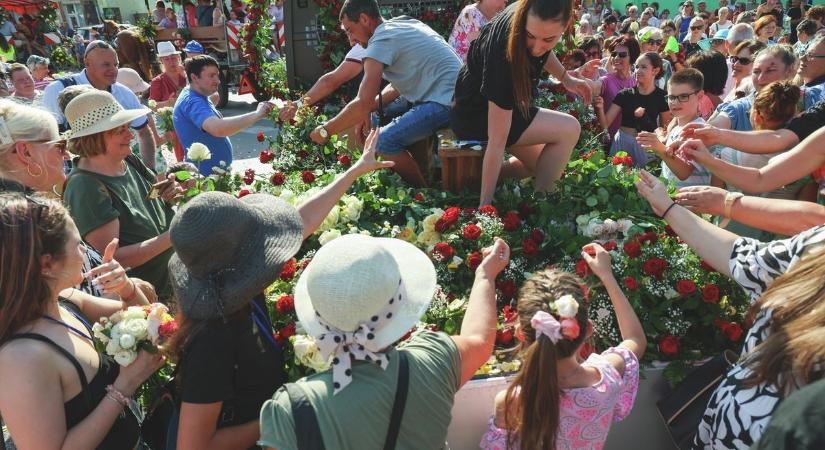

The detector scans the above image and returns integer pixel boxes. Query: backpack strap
[5,333,93,409]
[383,351,409,450]
[284,383,326,450]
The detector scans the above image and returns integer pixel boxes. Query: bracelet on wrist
[660,202,678,219]
[718,192,744,228]
[105,385,129,406]
[104,392,126,407]
[121,279,138,303]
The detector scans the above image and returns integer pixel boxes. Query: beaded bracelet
[660,202,678,219]
[105,385,129,406]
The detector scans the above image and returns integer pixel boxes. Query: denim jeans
[371,100,450,155]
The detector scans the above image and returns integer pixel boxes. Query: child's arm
[594,96,620,132]
[582,244,647,369]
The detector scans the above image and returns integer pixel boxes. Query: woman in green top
[62,90,183,299]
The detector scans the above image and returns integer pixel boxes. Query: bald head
[726,23,754,50]
[83,41,119,89]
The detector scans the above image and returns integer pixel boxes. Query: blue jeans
[371,100,450,155]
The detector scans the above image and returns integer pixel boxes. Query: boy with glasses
[637,68,715,188]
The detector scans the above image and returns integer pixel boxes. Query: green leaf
[596,164,613,178]
[205,178,215,192]
[597,187,609,204]
[586,196,598,207]
[174,170,192,181]
[444,318,456,334]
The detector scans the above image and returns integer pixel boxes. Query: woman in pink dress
[481,243,647,450]
[448,0,508,63]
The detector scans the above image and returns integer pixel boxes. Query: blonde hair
[67,132,108,158]
[0,100,59,165]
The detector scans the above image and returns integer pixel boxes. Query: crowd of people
[1,0,825,449]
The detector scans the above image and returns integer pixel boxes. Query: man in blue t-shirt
[173,55,273,175]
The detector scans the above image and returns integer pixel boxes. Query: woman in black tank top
[0,194,164,449]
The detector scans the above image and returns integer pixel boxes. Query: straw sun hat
[64,90,150,139]
[168,191,303,320]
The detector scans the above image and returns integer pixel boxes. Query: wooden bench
[438,131,484,193]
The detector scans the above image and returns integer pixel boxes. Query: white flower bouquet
[92,304,178,366]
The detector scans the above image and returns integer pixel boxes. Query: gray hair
[25,55,49,72]
[727,23,754,44]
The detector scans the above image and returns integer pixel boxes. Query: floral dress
[448,3,490,63]
[480,346,639,450]
[693,224,825,450]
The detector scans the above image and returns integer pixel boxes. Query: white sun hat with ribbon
[294,233,436,394]
[64,90,150,139]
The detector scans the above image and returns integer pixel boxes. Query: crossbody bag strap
[285,383,326,450]
[383,351,409,450]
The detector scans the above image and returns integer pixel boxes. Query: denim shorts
[371,100,451,155]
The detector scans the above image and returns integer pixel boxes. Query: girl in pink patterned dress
[448,0,508,63]
[480,243,647,450]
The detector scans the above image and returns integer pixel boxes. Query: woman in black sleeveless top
[0,193,164,449]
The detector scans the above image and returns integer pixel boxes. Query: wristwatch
[718,192,744,228]
[318,125,329,140]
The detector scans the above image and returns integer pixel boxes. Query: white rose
[421,211,443,232]
[187,142,212,162]
[292,335,332,372]
[416,230,441,247]
[119,333,137,349]
[554,295,580,318]
[591,223,605,237]
[359,229,371,236]
[575,215,590,226]
[617,219,634,234]
[665,288,680,299]
[92,322,110,343]
[447,255,463,270]
[341,196,363,222]
[318,229,342,245]
[603,218,618,234]
[114,350,138,367]
[122,306,145,320]
[316,206,339,233]
[119,319,148,341]
[106,337,122,355]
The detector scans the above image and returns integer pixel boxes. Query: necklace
[42,312,94,343]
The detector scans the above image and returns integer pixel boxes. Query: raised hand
[351,127,395,175]
[581,243,614,281]
[680,123,722,146]
[84,238,134,299]
[478,237,510,278]
[637,131,666,154]
[635,169,674,216]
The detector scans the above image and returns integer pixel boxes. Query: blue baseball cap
[184,40,204,54]
[712,28,729,41]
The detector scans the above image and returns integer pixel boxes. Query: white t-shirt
[344,44,367,64]
[661,117,714,188]
[709,20,733,36]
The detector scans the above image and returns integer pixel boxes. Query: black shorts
[449,105,538,147]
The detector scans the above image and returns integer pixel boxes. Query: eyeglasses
[666,91,700,103]
[611,51,629,58]
[729,55,753,65]
[690,25,704,30]
[647,39,663,45]
[802,52,825,60]
[586,50,602,58]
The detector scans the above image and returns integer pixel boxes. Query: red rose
[414,192,425,202]
[259,150,275,163]
[301,170,316,184]
[575,259,592,278]
[519,202,533,217]
[270,172,286,186]
[639,231,659,245]
[700,260,717,272]
[463,223,482,240]
[275,294,295,314]
[243,168,255,185]
[702,284,720,303]
[530,228,545,244]
[496,328,514,346]
[436,207,461,232]
[501,304,518,324]
[721,322,743,341]
[676,279,697,296]
[462,207,476,217]
[296,150,309,159]
[522,238,539,256]
[624,240,642,258]
[279,259,297,281]
[276,323,296,345]
[337,154,352,167]
[623,155,633,166]
[466,251,483,270]
[643,258,669,279]
[664,225,677,237]
[256,132,265,142]
[497,279,518,299]
[431,242,455,262]
[659,335,680,357]
[478,205,498,217]
[158,319,179,338]
[623,276,639,290]
[603,240,618,251]
[560,318,580,339]
[237,188,250,198]
[502,211,521,231]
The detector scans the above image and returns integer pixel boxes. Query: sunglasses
[586,50,602,58]
[666,90,699,103]
[647,39,663,45]
[690,25,704,30]
[611,51,629,58]
[730,55,753,65]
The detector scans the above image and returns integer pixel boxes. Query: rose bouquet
[92,304,178,366]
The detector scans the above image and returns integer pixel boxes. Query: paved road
[216,91,280,176]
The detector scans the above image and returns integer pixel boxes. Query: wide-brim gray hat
[294,234,437,350]
[64,90,150,139]
[169,191,303,320]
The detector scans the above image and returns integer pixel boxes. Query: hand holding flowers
[581,243,615,282]
[92,304,178,367]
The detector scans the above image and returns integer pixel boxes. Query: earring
[27,163,43,178]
